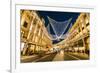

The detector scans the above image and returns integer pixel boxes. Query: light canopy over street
[20,10,90,63]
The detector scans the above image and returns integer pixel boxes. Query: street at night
[20,10,90,63]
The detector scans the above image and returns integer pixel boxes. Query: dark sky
[37,10,80,43]
[37,10,80,34]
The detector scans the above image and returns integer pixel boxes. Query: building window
[78,39,83,47]
[33,18,37,25]
[86,22,89,26]
[82,27,84,30]
[23,21,28,28]
[84,14,87,19]
[78,28,81,32]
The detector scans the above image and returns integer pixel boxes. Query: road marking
[66,53,80,60]
[34,55,50,62]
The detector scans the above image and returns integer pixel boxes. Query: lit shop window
[21,43,25,51]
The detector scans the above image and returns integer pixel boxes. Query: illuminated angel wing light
[47,16,72,40]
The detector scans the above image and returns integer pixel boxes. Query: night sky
[37,10,80,43]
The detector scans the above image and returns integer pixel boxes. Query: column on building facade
[78,13,88,53]
[21,11,33,55]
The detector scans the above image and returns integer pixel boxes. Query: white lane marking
[66,53,80,60]
[34,55,50,62]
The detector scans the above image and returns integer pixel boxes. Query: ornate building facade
[55,13,90,55]
[20,10,52,56]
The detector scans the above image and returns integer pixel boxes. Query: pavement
[64,53,80,60]
[68,52,89,60]
[21,55,39,63]
[21,51,89,63]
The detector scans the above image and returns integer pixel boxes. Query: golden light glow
[20,10,90,63]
